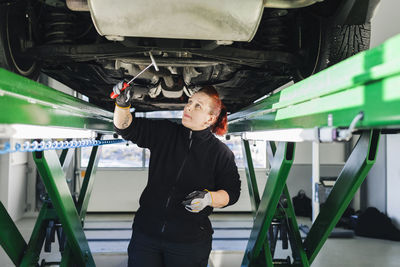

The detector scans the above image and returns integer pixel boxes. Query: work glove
[113,80,132,108]
[182,190,213,213]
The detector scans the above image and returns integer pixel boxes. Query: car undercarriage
[0,0,380,112]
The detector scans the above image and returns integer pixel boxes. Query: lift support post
[30,145,100,266]
[229,34,400,266]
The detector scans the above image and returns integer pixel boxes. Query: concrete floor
[1,213,400,266]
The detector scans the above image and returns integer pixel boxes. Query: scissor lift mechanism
[228,34,400,266]
[0,73,116,266]
[0,33,399,266]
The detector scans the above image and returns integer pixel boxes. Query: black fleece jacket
[114,115,241,243]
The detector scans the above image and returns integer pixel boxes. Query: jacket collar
[183,125,213,140]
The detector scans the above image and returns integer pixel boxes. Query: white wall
[386,134,400,228]
[0,149,10,209]
[362,0,400,215]
[87,169,269,212]
[0,139,29,221]
[293,142,345,165]
[370,0,400,48]
[88,170,149,212]
[87,139,346,212]
[87,163,344,213]
[361,135,387,212]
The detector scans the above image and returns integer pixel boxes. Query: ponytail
[212,105,228,136]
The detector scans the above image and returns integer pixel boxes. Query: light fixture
[0,124,99,139]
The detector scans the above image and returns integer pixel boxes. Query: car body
[0,0,380,112]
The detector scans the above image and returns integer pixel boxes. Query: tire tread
[330,23,371,65]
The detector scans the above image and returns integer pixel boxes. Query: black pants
[127,230,212,267]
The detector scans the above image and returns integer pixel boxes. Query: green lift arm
[0,68,114,131]
[229,33,400,133]
[229,33,400,266]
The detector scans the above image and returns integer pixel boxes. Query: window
[81,140,145,168]
[144,110,183,118]
[80,111,182,168]
[81,111,267,169]
[221,135,266,169]
[248,140,267,168]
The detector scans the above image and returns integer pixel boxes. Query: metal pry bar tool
[110,52,159,99]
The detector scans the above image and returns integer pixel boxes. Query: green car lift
[0,30,400,266]
[229,33,400,266]
[0,70,115,266]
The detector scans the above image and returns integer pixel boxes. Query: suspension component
[251,9,291,51]
[43,8,76,44]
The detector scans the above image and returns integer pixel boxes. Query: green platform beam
[0,68,113,131]
[228,34,400,133]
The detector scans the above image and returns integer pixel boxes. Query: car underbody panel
[34,40,296,111]
[88,0,264,42]
[0,0,380,113]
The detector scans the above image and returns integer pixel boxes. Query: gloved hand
[113,80,132,108]
[182,190,213,213]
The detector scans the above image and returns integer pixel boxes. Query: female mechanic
[113,84,241,267]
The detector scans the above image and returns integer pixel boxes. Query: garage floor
[1,213,400,267]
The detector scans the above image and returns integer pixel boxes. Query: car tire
[325,23,371,67]
[296,18,371,80]
[0,2,40,80]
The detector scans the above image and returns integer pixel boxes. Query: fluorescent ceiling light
[0,124,98,139]
[242,128,318,142]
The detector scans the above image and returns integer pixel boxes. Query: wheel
[0,1,40,79]
[325,23,371,66]
[296,15,371,80]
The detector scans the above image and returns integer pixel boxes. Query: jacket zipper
[161,130,192,233]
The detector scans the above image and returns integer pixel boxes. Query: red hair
[198,86,228,136]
